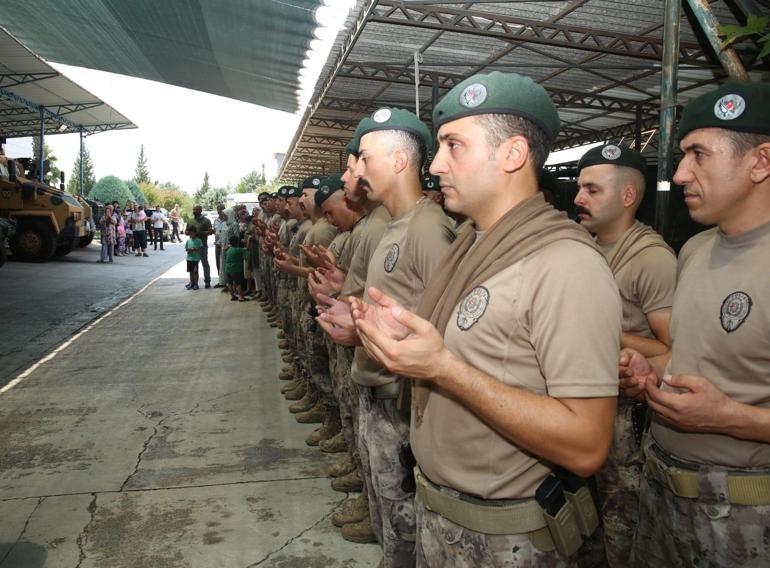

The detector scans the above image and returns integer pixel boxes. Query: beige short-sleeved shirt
[598,241,676,338]
[651,222,770,468]
[338,217,366,273]
[328,231,351,270]
[341,205,391,298]
[412,239,621,499]
[352,199,456,387]
[299,218,338,289]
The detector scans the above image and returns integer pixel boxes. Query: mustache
[358,178,371,190]
[574,205,591,218]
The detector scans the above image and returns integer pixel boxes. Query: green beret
[277,186,291,198]
[269,192,279,198]
[577,144,647,176]
[357,107,432,153]
[345,119,366,157]
[284,186,302,199]
[433,71,560,142]
[678,80,770,141]
[301,175,324,190]
[315,175,344,207]
[537,169,558,194]
[421,175,440,192]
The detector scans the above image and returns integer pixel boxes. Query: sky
[5,0,356,194]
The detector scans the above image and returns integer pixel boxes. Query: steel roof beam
[370,1,710,64]
[0,72,59,88]
[554,115,659,150]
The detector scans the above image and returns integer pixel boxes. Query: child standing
[116,216,127,256]
[224,235,248,301]
[185,227,202,290]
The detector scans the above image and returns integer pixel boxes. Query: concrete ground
[0,259,381,567]
[0,238,188,386]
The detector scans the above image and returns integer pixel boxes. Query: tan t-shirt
[341,205,391,297]
[328,231,351,271]
[299,218,338,291]
[338,216,366,273]
[352,199,456,387]
[651,221,770,468]
[288,219,312,289]
[599,235,676,338]
[276,219,298,282]
[412,239,621,499]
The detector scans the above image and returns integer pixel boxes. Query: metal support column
[635,104,643,152]
[413,51,422,116]
[79,129,85,196]
[655,0,681,240]
[38,107,45,182]
[686,0,750,81]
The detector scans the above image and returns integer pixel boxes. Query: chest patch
[457,286,490,331]
[384,243,399,273]
[720,291,752,333]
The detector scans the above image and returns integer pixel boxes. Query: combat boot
[319,431,347,454]
[341,517,376,544]
[278,368,293,381]
[280,378,301,394]
[332,494,369,527]
[295,402,325,424]
[278,339,291,350]
[277,330,286,339]
[281,352,293,363]
[288,386,317,413]
[305,426,322,446]
[283,382,306,401]
[328,454,356,478]
[331,468,363,492]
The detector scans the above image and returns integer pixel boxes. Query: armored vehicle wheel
[54,238,77,256]
[76,234,94,248]
[10,221,56,262]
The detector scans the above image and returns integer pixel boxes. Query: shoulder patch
[384,243,399,273]
[456,286,490,331]
[720,291,752,333]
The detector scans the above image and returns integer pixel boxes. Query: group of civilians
[97,202,184,263]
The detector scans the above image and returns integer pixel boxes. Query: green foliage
[139,181,159,207]
[721,15,770,62]
[66,146,96,196]
[133,144,151,184]
[90,176,133,206]
[235,170,261,193]
[124,180,147,205]
[194,172,212,204]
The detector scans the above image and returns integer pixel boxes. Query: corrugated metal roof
[0,0,326,114]
[280,0,769,179]
[0,28,135,138]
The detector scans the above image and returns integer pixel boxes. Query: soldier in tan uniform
[574,144,676,566]
[353,72,621,567]
[621,81,770,567]
[313,135,388,545]
[321,108,456,566]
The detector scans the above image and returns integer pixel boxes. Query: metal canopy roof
[0,0,325,115]
[280,0,769,179]
[0,28,135,138]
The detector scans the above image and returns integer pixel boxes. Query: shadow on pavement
[0,542,47,568]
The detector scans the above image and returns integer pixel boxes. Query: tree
[721,15,770,63]
[125,180,147,205]
[90,176,133,205]
[235,170,261,193]
[193,172,212,204]
[66,146,96,196]
[31,138,61,183]
[133,144,151,184]
[202,186,228,209]
[139,181,159,207]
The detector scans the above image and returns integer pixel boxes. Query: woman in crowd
[98,204,116,263]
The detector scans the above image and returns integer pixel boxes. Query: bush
[125,180,147,205]
[90,176,133,206]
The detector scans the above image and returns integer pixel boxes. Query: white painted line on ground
[1,261,186,395]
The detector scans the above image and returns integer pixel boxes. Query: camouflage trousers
[332,344,359,459]
[415,494,574,568]
[357,389,416,568]
[276,280,292,339]
[301,304,332,405]
[594,402,644,567]
[631,441,770,567]
[289,287,309,377]
[260,255,272,300]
